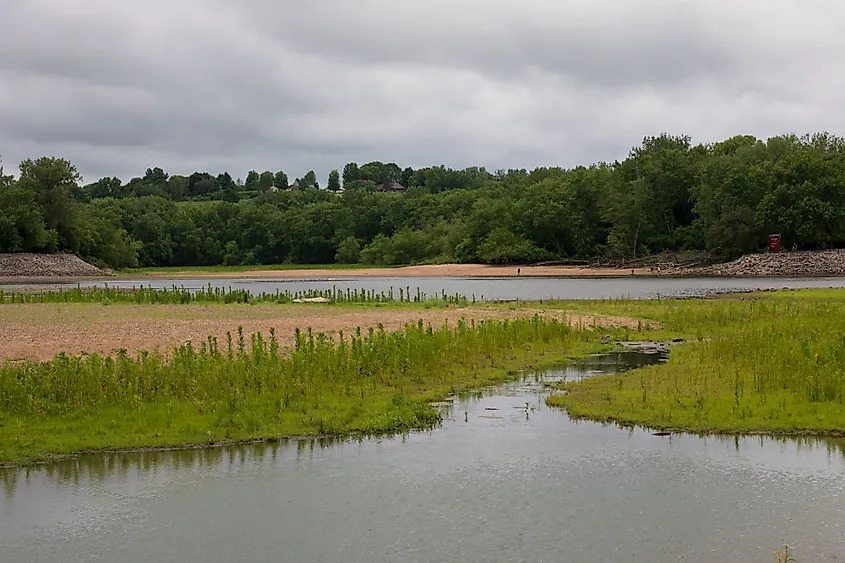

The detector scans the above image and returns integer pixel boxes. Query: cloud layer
[2,0,844,183]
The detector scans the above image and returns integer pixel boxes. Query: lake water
[3,351,844,563]
[7,275,845,300]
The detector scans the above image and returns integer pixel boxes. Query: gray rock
[0,253,104,277]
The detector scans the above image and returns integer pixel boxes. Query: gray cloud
[1,0,844,184]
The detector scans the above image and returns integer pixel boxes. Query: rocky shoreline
[667,249,845,277]
[0,253,105,278]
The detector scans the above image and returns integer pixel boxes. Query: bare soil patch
[0,304,649,361]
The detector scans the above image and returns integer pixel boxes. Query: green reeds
[0,284,472,307]
[0,314,594,464]
[548,292,845,435]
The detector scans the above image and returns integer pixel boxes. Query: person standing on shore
[517,268,521,276]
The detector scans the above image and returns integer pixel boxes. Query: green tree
[258,171,275,192]
[17,157,82,250]
[358,162,383,184]
[75,208,140,269]
[327,169,341,192]
[0,178,52,252]
[476,227,548,264]
[342,162,360,185]
[602,178,652,257]
[360,234,395,265]
[187,173,217,197]
[144,167,168,183]
[335,236,361,263]
[245,170,260,191]
[301,170,318,189]
[82,177,123,200]
[274,171,289,190]
[216,172,236,192]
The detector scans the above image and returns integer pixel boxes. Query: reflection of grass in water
[0,439,343,497]
[773,545,797,563]
[548,289,845,435]
[0,315,600,466]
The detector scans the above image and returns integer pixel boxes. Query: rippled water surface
[3,352,845,562]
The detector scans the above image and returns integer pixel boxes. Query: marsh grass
[0,284,472,307]
[548,291,845,435]
[0,315,597,465]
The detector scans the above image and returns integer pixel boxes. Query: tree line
[2,132,845,269]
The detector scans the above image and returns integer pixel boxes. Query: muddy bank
[0,253,105,278]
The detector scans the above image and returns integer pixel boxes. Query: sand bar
[0,303,649,361]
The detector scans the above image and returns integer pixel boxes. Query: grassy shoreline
[6,287,845,465]
[547,290,845,436]
[0,315,604,466]
[0,347,599,469]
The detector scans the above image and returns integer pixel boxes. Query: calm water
[3,352,845,563]
[7,275,845,300]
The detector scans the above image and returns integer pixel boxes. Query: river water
[7,275,845,300]
[2,352,844,563]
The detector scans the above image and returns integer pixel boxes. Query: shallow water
[8,274,845,300]
[3,352,845,562]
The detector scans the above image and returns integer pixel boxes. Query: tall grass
[549,293,845,434]
[0,284,473,306]
[0,314,594,464]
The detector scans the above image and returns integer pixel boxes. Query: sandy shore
[0,303,649,361]
[133,263,655,280]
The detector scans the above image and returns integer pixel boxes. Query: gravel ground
[0,253,104,277]
[665,249,845,277]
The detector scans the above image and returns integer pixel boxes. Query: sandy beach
[135,263,654,280]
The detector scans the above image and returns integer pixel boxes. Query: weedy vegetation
[0,284,474,307]
[0,315,598,465]
[548,290,845,436]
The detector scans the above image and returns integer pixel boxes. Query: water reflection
[1,435,400,498]
[6,351,845,496]
[4,351,845,562]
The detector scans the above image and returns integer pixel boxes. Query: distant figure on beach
[517,268,521,276]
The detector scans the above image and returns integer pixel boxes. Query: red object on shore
[768,234,781,252]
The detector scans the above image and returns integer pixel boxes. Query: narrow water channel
[2,352,844,562]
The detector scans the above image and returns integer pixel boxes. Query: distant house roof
[288,180,300,190]
[380,181,406,193]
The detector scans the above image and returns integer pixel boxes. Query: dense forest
[2,133,845,269]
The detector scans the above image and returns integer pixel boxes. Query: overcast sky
[2,0,845,184]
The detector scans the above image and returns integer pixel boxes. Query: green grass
[120,263,404,275]
[547,289,845,436]
[0,316,601,466]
